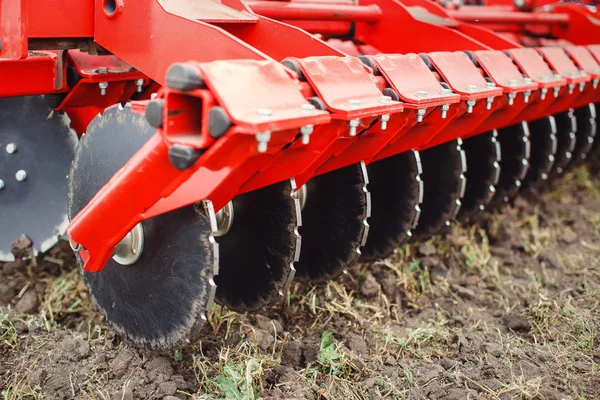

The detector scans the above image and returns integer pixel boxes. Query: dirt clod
[14,289,38,314]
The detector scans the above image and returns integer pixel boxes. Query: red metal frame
[0,0,599,273]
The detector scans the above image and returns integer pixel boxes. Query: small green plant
[317,331,358,378]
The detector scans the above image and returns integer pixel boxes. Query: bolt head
[5,143,17,154]
[98,81,109,89]
[258,108,273,117]
[439,88,453,95]
[301,103,316,112]
[378,95,392,104]
[15,170,27,182]
[466,84,477,91]
[415,91,428,98]
[523,77,533,84]
[486,82,496,88]
[348,99,361,107]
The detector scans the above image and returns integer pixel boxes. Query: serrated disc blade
[294,162,369,282]
[457,131,500,221]
[0,96,77,261]
[68,104,217,350]
[550,110,577,176]
[492,122,530,204]
[570,105,596,164]
[362,151,422,261]
[215,180,299,310]
[412,139,466,242]
[524,116,557,187]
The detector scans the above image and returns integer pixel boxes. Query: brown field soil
[1,165,600,400]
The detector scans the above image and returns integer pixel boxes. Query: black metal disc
[524,116,557,187]
[457,131,501,222]
[550,110,576,176]
[412,139,466,242]
[294,163,369,282]
[0,96,77,261]
[362,151,422,261]
[215,180,299,310]
[570,105,596,165]
[68,104,217,350]
[492,122,530,204]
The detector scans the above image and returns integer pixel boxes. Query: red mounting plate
[473,50,539,92]
[588,45,600,64]
[196,59,330,132]
[368,54,460,108]
[294,56,404,119]
[508,48,566,87]
[565,46,600,79]
[68,50,144,80]
[428,52,503,100]
[537,47,590,84]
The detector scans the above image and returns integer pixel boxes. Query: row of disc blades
[3,96,598,349]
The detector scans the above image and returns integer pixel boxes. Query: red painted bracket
[508,48,566,88]
[473,50,539,92]
[368,53,461,108]
[565,46,600,79]
[538,47,590,84]
[428,52,503,100]
[0,51,67,96]
[293,56,405,119]
[196,59,331,132]
[68,51,143,80]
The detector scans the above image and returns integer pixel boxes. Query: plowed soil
[1,165,600,400]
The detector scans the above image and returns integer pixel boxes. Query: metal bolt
[553,73,562,80]
[255,131,271,153]
[348,119,360,136]
[98,81,109,96]
[380,114,390,130]
[378,95,392,104]
[439,88,453,95]
[466,99,476,113]
[523,77,533,84]
[465,84,477,91]
[553,86,560,97]
[416,108,426,123]
[300,125,314,144]
[593,79,599,89]
[486,97,494,110]
[415,91,428,98]
[348,99,361,107]
[5,142,17,154]
[507,92,517,105]
[15,170,27,182]
[441,104,450,119]
[507,79,518,86]
[0,179,4,190]
[579,82,585,92]
[540,87,548,100]
[136,78,144,93]
[301,103,316,112]
[540,75,550,82]
[97,67,108,74]
[568,83,575,94]
[523,90,531,103]
[258,108,272,117]
[486,81,496,88]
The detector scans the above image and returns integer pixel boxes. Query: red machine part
[0,0,599,274]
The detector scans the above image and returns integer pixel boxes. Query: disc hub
[215,201,234,237]
[112,223,144,265]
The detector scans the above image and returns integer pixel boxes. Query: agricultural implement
[1,0,599,349]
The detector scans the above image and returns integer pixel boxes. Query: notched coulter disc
[68,104,217,350]
[412,139,466,242]
[550,110,577,176]
[294,163,369,282]
[457,131,501,222]
[571,105,596,165]
[215,180,299,311]
[0,96,77,261]
[492,122,530,204]
[524,117,557,187]
[362,151,422,261]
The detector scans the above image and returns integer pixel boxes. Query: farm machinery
[1,0,599,349]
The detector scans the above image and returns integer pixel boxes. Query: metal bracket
[537,47,590,84]
[294,56,404,119]
[197,59,330,132]
[473,50,539,92]
[368,53,461,108]
[565,46,600,79]
[427,52,503,100]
